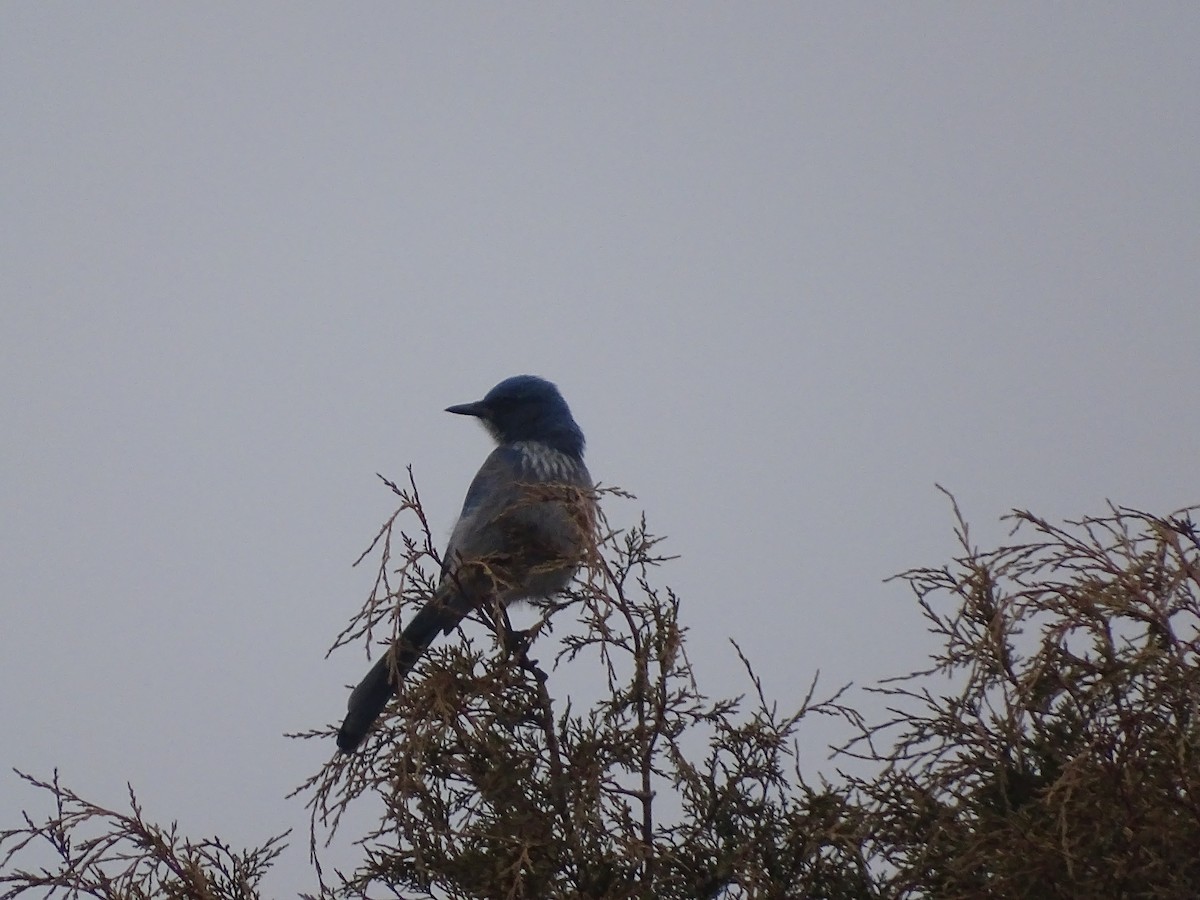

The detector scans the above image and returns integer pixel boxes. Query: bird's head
[446,375,585,458]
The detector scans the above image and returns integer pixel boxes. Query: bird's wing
[442,445,527,572]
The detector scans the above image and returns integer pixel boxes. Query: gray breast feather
[439,441,592,605]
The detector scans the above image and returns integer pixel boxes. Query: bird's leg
[495,604,538,664]
[475,595,527,659]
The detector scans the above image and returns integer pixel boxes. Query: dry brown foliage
[0,771,285,899]
[3,479,1198,899]
[839,493,1200,899]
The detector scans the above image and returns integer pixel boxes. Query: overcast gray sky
[3,4,1197,895]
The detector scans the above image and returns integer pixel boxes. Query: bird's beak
[445,401,487,419]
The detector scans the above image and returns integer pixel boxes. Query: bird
[336,375,595,753]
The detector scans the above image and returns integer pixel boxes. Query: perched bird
[336,375,595,753]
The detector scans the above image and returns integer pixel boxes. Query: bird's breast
[511,441,585,482]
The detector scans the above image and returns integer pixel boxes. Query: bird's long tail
[336,597,466,753]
